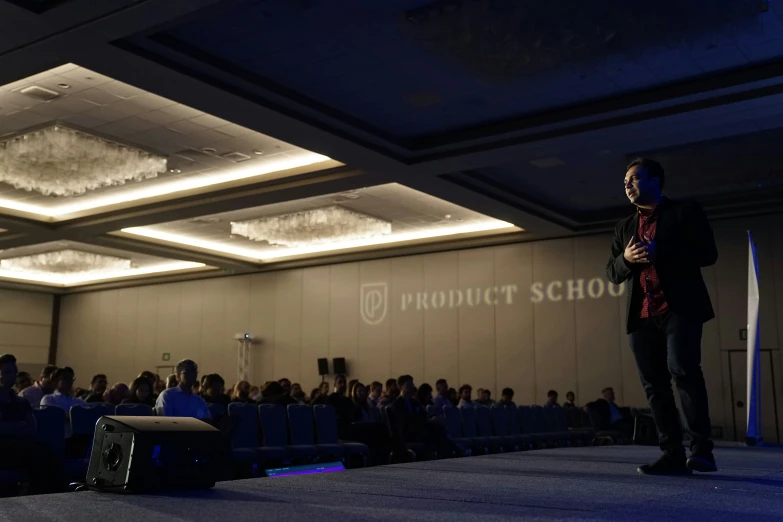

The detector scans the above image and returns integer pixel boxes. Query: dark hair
[458,384,472,396]
[370,381,382,390]
[602,387,614,394]
[139,371,157,383]
[0,353,16,366]
[502,387,514,397]
[348,378,359,391]
[278,377,290,385]
[350,381,366,403]
[204,374,224,389]
[175,359,197,374]
[397,374,413,387]
[626,157,665,190]
[547,390,558,398]
[41,364,57,379]
[436,378,447,387]
[416,382,432,403]
[385,378,397,389]
[51,367,74,383]
[130,376,152,398]
[91,374,107,385]
[262,381,284,398]
[334,374,347,383]
[566,390,575,397]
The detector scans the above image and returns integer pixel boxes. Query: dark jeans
[629,310,713,453]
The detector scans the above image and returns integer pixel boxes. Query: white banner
[746,230,762,445]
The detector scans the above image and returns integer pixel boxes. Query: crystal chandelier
[0,124,167,197]
[0,249,132,276]
[231,206,392,247]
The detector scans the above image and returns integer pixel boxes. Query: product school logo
[360,278,623,325]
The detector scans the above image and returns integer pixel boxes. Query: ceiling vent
[221,152,251,162]
[19,85,61,102]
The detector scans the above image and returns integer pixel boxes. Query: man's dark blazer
[389,395,427,443]
[606,197,718,333]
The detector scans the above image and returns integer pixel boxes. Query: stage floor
[2,444,783,521]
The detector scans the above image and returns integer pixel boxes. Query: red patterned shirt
[637,206,668,318]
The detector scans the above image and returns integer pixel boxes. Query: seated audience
[367,381,382,408]
[0,354,64,495]
[326,375,357,437]
[347,381,392,465]
[291,387,306,404]
[432,379,451,409]
[249,385,260,401]
[14,372,33,394]
[377,378,400,408]
[258,381,297,407]
[585,387,633,436]
[154,373,166,395]
[351,382,373,423]
[278,377,291,395]
[497,387,516,409]
[165,373,178,389]
[20,364,57,407]
[231,380,252,403]
[83,374,108,403]
[476,389,495,406]
[290,382,303,398]
[155,359,211,420]
[563,391,576,408]
[544,390,560,408]
[104,383,131,406]
[457,384,474,408]
[390,376,457,459]
[40,367,85,414]
[448,387,458,406]
[201,373,231,407]
[123,376,156,407]
[416,382,434,407]
[138,371,161,400]
[308,387,320,405]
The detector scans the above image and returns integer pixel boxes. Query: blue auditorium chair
[459,406,497,453]
[227,402,286,475]
[491,405,531,450]
[70,403,114,460]
[34,407,88,484]
[443,406,486,454]
[382,405,430,462]
[517,406,547,446]
[207,403,226,419]
[114,403,153,416]
[287,404,344,462]
[257,404,317,463]
[475,406,509,452]
[312,404,369,467]
[544,406,589,446]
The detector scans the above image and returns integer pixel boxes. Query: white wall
[0,289,53,375]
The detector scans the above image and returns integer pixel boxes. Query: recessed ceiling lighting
[253,150,264,155]
[0,261,205,287]
[444,214,452,219]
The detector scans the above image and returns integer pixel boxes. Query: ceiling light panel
[0,64,338,221]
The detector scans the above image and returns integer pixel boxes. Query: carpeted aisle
[2,444,783,521]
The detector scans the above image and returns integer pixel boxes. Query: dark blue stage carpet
[2,444,783,521]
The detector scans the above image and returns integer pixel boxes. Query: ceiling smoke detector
[19,85,61,101]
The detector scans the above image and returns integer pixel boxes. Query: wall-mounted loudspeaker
[317,358,329,376]
[86,416,225,493]
[333,357,346,376]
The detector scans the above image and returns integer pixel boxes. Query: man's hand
[638,235,657,264]
[623,236,656,264]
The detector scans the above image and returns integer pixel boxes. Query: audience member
[123,377,156,407]
[308,387,320,404]
[378,378,399,408]
[83,374,108,403]
[155,359,211,420]
[14,371,33,393]
[390,375,456,460]
[201,373,231,407]
[457,384,474,408]
[249,385,260,401]
[165,373,178,389]
[367,381,383,408]
[348,381,392,465]
[290,382,303,397]
[318,381,330,397]
[351,382,373,423]
[416,382,434,407]
[104,383,131,406]
[432,379,451,409]
[278,378,291,395]
[497,387,516,409]
[231,380,252,403]
[40,367,85,414]
[592,387,632,434]
[20,364,57,407]
[327,375,357,437]
[348,379,359,396]
[447,387,458,406]
[0,354,64,495]
[292,387,306,403]
[138,371,161,399]
[154,374,166,395]
[258,381,297,407]
[476,389,495,406]
[563,391,576,408]
[544,390,560,408]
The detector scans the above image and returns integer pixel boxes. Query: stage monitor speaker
[317,358,329,376]
[333,357,346,376]
[87,416,225,493]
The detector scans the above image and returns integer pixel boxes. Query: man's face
[566,392,575,403]
[460,387,472,401]
[387,383,399,396]
[93,377,107,394]
[603,389,615,402]
[624,166,658,206]
[279,379,291,393]
[0,362,17,388]
[57,372,74,394]
[371,384,382,398]
[290,383,301,395]
[436,381,448,394]
[400,380,415,398]
[480,390,490,401]
[335,376,347,394]
[178,364,198,388]
[501,394,513,402]
[548,393,558,404]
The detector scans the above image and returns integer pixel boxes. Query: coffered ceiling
[0,0,781,292]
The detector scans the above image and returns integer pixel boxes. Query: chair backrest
[564,407,583,429]
[287,404,316,445]
[442,406,463,438]
[70,403,113,436]
[312,404,340,445]
[34,407,65,457]
[531,406,548,433]
[490,406,509,436]
[586,403,607,431]
[228,402,260,449]
[544,406,567,432]
[257,404,289,446]
[207,403,226,419]
[115,403,153,417]
[426,405,443,418]
[506,405,522,434]
[475,406,495,437]
[459,406,479,438]
[518,406,535,434]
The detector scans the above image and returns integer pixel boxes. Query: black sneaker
[687,449,718,473]
[637,451,692,476]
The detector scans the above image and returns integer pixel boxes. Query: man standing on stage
[606,158,718,475]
